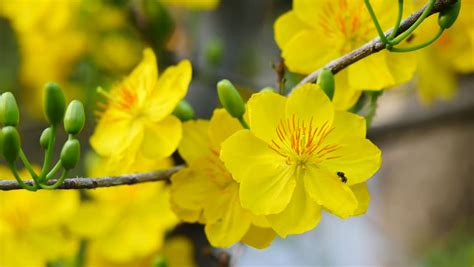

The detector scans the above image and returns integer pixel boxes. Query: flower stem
[364,0,389,45]
[40,125,56,182]
[7,162,37,191]
[388,0,404,40]
[39,169,69,189]
[389,28,444,52]
[19,149,40,185]
[390,0,435,45]
[238,117,249,129]
[45,160,62,181]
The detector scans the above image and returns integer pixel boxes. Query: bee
[336,171,347,183]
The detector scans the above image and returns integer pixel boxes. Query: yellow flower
[160,0,220,10]
[274,0,417,109]
[0,166,79,267]
[85,235,197,267]
[160,236,197,267]
[171,109,276,248]
[90,48,192,174]
[220,84,381,237]
[68,156,178,265]
[0,0,86,115]
[414,0,474,104]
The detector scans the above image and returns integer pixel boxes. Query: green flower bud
[260,87,276,93]
[2,126,21,163]
[152,255,168,267]
[0,92,20,126]
[0,130,3,158]
[317,68,335,100]
[64,100,85,135]
[217,79,245,118]
[172,100,195,121]
[438,0,461,29]
[43,82,66,126]
[206,38,223,66]
[60,139,80,170]
[40,127,53,149]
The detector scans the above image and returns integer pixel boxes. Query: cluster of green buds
[365,0,461,53]
[0,82,85,190]
[217,79,249,129]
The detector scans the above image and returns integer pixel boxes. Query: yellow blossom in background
[161,236,197,267]
[0,0,86,114]
[413,0,474,104]
[171,109,276,248]
[0,166,79,267]
[160,0,220,10]
[274,0,417,110]
[90,48,192,174]
[68,155,178,265]
[220,84,381,237]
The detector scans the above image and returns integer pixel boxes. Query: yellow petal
[221,130,296,215]
[162,236,197,267]
[286,83,334,127]
[247,91,286,144]
[68,202,120,238]
[327,110,366,142]
[351,182,370,216]
[241,225,276,249]
[385,50,418,86]
[416,49,457,104]
[332,70,363,111]
[204,189,253,248]
[321,137,382,185]
[282,30,339,74]
[348,52,395,90]
[170,166,219,222]
[142,115,182,159]
[123,48,158,105]
[252,215,271,228]
[90,112,134,157]
[293,0,325,28]
[146,60,192,122]
[267,178,322,237]
[274,11,309,49]
[178,119,211,164]
[303,166,358,219]
[209,109,242,149]
[221,129,285,183]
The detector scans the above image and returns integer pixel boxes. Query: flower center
[318,0,374,53]
[95,85,142,119]
[269,115,341,167]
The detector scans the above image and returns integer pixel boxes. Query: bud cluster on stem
[0,82,85,191]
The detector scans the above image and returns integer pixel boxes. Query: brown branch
[290,0,457,93]
[0,165,183,191]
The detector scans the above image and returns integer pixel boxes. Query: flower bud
[260,87,275,93]
[172,100,195,121]
[0,92,20,126]
[152,255,168,267]
[40,127,53,149]
[0,130,3,158]
[43,82,66,126]
[317,68,335,100]
[217,79,245,118]
[438,0,461,29]
[1,126,21,163]
[60,139,80,170]
[64,100,85,135]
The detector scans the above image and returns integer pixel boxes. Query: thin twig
[0,166,183,191]
[290,0,457,93]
